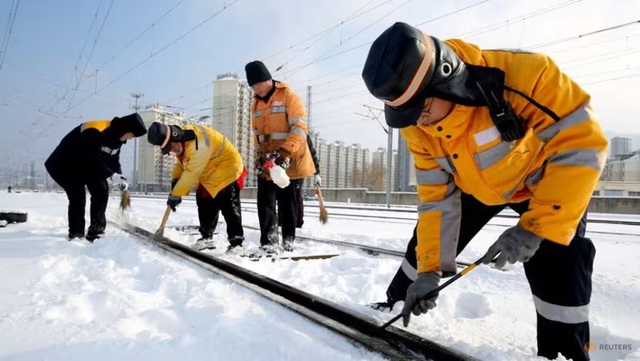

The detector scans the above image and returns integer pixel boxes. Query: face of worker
[170,142,183,155]
[417,97,455,126]
[252,79,273,98]
[119,132,135,142]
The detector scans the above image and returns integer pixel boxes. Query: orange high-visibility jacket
[400,39,608,275]
[171,124,243,198]
[251,81,315,180]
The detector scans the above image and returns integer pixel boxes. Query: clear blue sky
[1,0,639,180]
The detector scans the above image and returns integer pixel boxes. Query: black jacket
[45,113,146,181]
[306,135,320,175]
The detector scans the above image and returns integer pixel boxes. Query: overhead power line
[527,20,640,50]
[0,0,21,73]
[95,0,187,72]
[62,0,240,116]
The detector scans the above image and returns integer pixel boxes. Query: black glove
[167,194,182,212]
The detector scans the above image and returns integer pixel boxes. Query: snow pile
[0,192,638,361]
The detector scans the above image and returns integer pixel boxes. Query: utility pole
[29,161,35,190]
[305,86,313,191]
[356,105,393,208]
[306,86,312,129]
[130,93,144,191]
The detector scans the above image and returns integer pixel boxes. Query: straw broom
[119,190,131,212]
[316,185,328,224]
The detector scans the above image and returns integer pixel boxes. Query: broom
[153,205,172,241]
[119,190,131,212]
[316,185,328,224]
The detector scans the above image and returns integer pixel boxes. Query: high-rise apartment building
[212,73,256,187]
[396,136,416,192]
[611,137,632,159]
[372,147,397,191]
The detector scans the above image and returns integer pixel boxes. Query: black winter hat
[362,22,469,128]
[109,113,147,137]
[245,61,272,86]
[147,122,196,155]
[147,122,174,155]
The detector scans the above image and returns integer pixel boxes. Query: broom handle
[158,205,172,230]
[379,258,483,329]
[316,185,325,208]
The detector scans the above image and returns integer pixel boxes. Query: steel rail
[112,221,478,361]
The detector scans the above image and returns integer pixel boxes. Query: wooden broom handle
[159,205,172,230]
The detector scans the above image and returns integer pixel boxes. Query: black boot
[68,231,85,241]
[86,225,105,242]
[226,236,244,254]
[283,236,295,252]
[369,300,396,312]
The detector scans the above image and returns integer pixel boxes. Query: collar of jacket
[255,80,278,102]
[418,103,475,139]
[176,142,187,161]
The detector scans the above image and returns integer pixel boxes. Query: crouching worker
[147,122,246,253]
[45,113,147,242]
[361,22,607,361]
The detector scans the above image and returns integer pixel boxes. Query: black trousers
[195,181,244,242]
[257,177,302,245]
[279,180,305,228]
[46,165,109,236]
[386,192,595,361]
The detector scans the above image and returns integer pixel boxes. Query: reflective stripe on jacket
[171,124,243,198]
[401,39,608,274]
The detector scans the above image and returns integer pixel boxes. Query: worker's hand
[167,194,182,212]
[109,173,128,192]
[482,225,543,268]
[401,272,440,327]
[314,174,322,187]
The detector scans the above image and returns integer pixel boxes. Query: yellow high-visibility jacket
[401,39,608,275]
[251,81,315,180]
[171,124,243,198]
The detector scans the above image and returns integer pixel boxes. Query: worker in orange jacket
[362,22,607,361]
[246,60,316,255]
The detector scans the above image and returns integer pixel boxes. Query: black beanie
[147,122,172,155]
[109,113,147,137]
[245,61,272,86]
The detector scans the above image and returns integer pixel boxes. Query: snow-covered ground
[0,191,639,361]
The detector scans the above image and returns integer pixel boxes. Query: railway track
[170,223,478,268]
[112,221,478,361]
[237,208,640,238]
[129,195,640,226]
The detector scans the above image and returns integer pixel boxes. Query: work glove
[314,174,322,187]
[275,156,291,170]
[401,272,441,327]
[262,157,276,171]
[482,225,544,269]
[109,173,128,192]
[262,151,279,170]
[167,194,182,212]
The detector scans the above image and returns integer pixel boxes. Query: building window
[604,190,624,197]
[629,191,640,197]
[592,190,600,196]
